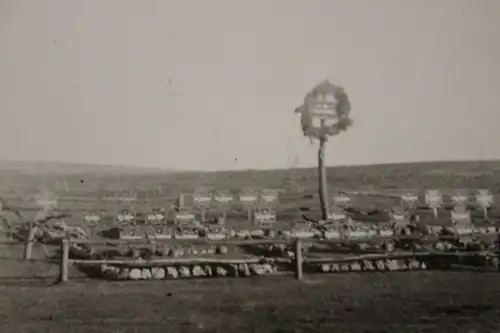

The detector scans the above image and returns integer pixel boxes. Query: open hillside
[2,159,500,333]
[0,159,499,223]
[0,159,499,195]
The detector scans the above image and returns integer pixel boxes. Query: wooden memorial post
[115,190,140,240]
[83,210,101,237]
[176,193,185,211]
[330,192,351,239]
[389,206,410,232]
[451,203,472,234]
[401,190,420,222]
[213,190,234,223]
[84,192,103,237]
[295,80,353,220]
[147,207,169,239]
[194,188,212,223]
[475,189,493,220]
[238,189,258,225]
[257,189,279,224]
[173,210,198,239]
[425,189,443,219]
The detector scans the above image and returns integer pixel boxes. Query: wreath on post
[295,80,353,141]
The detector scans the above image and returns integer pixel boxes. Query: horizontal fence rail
[57,233,500,283]
[70,232,500,247]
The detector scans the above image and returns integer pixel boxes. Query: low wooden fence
[57,233,500,283]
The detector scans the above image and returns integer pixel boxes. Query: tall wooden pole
[318,136,329,221]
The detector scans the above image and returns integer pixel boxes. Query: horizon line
[0,157,498,174]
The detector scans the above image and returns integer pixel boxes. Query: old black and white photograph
[1,0,500,332]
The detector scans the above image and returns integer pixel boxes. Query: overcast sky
[1,0,499,171]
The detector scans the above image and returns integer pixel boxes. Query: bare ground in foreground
[2,160,500,332]
[1,266,500,333]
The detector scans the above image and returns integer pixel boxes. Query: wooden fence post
[23,222,37,260]
[497,233,500,273]
[294,238,303,280]
[59,239,69,283]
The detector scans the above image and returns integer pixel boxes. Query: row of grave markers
[330,189,496,220]
[86,188,281,225]
[85,188,496,225]
[189,188,280,208]
[107,189,282,239]
[185,188,280,223]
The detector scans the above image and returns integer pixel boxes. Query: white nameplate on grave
[84,214,101,223]
[333,194,351,206]
[147,212,165,222]
[175,212,196,221]
[451,190,469,205]
[425,190,443,207]
[255,212,276,223]
[476,189,493,208]
[260,190,279,204]
[239,192,257,203]
[328,212,346,221]
[194,194,212,204]
[261,195,277,203]
[214,192,233,204]
[391,212,406,221]
[117,213,134,223]
[401,191,419,206]
[328,206,346,221]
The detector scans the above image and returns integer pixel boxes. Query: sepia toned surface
[1,273,500,333]
[2,0,500,331]
[0,160,500,332]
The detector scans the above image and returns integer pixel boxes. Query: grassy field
[2,266,500,332]
[1,159,500,332]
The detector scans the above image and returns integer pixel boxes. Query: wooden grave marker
[425,189,443,219]
[212,190,234,224]
[193,188,213,223]
[238,189,258,224]
[475,189,494,219]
